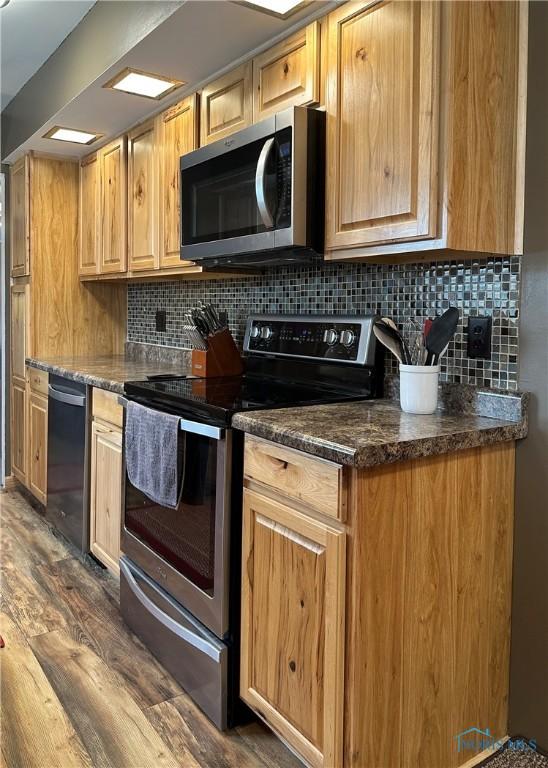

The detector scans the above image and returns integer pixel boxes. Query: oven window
[125,433,218,594]
[181,127,292,246]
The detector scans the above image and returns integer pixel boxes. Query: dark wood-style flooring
[0,489,300,768]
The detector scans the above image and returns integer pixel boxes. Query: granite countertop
[26,348,191,394]
[232,389,528,468]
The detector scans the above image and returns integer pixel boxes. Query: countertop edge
[26,358,126,394]
[232,413,528,468]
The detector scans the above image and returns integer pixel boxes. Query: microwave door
[180,121,285,262]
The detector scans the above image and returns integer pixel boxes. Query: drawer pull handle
[276,459,288,470]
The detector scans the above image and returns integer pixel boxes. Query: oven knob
[250,325,260,339]
[340,329,355,347]
[323,328,339,345]
[260,325,273,340]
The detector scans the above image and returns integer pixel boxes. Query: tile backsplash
[127,255,521,390]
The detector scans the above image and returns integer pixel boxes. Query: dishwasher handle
[48,384,86,407]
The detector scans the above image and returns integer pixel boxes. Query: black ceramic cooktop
[124,373,372,426]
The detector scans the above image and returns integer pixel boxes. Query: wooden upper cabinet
[241,489,345,768]
[325,0,440,251]
[128,120,159,272]
[158,95,199,268]
[100,136,127,273]
[10,156,30,277]
[79,152,100,276]
[200,62,253,146]
[445,0,527,254]
[253,21,320,121]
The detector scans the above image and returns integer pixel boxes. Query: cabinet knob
[289,660,296,672]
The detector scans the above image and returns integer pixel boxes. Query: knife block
[191,328,244,378]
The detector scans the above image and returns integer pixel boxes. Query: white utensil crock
[399,364,440,415]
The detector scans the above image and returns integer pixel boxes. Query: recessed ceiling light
[42,126,103,145]
[234,0,308,19]
[103,67,185,100]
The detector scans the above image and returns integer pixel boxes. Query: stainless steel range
[119,314,383,730]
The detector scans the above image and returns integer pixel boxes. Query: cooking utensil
[198,302,220,333]
[381,317,398,331]
[207,303,223,331]
[373,320,411,364]
[403,319,425,366]
[190,308,211,339]
[184,312,208,349]
[425,308,459,365]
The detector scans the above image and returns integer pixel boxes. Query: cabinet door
[101,136,127,273]
[10,156,30,277]
[325,1,440,251]
[158,95,199,269]
[28,391,48,504]
[200,62,253,146]
[11,283,29,381]
[128,120,158,272]
[253,22,320,121]
[241,489,345,768]
[11,380,27,484]
[79,152,100,275]
[90,421,123,576]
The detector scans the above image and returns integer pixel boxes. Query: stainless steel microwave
[179,106,325,267]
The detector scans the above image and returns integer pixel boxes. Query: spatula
[373,320,411,365]
[425,308,459,365]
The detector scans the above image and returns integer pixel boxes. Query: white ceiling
[0,0,96,111]
[4,0,336,162]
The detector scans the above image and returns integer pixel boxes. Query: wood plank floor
[0,489,301,768]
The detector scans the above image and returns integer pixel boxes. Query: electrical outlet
[155,310,167,333]
[467,315,492,359]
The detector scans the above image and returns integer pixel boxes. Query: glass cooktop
[124,373,372,426]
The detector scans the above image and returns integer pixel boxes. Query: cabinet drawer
[244,435,346,520]
[28,367,48,396]
[92,387,124,428]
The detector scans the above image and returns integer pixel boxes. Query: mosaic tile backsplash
[127,255,521,389]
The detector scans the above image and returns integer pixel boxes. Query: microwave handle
[255,137,276,228]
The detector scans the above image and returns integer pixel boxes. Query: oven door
[122,410,232,639]
[180,115,294,262]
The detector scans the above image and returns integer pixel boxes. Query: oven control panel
[244,315,377,366]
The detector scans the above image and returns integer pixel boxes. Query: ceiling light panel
[43,126,102,145]
[103,68,185,100]
[236,0,307,18]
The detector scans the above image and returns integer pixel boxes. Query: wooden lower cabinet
[242,438,516,768]
[27,390,48,504]
[90,389,124,576]
[240,488,345,768]
[10,379,27,484]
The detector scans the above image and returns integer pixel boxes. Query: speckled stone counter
[232,391,528,468]
[26,349,191,394]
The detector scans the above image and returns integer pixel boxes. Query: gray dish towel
[125,401,183,509]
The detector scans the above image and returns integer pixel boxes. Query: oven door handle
[120,559,224,663]
[255,136,276,229]
[118,397,224,440]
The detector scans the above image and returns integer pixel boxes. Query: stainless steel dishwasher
[46,374,89,552]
